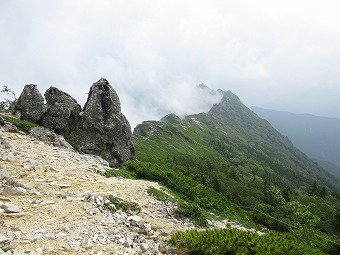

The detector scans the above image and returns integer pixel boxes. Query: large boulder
[29,126,73,149]
[40,87,81,136]
[14,84,46,123]
[69,78,136,166]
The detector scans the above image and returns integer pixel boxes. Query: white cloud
[1,0,340,128]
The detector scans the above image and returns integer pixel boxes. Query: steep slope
[251,107,340,179]
[134,91,340,197]
[0,127,195,254]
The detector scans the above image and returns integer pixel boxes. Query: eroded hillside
[0,124,198,254]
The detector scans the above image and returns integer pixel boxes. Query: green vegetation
[0,114,38,132]
[104,169,136,179]
[170,228,327,255]
[0,85,16,111]
[132,91,340,254]
[123,161,252,226]
[104,195,141,214]
[147,186,175,202]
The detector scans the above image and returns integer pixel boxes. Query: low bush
[103,169,136,179]
[170,228,326,255]
[147,186,175,202]
[122,160,255,227]
[104,195,141,214]
[0,114,38,132]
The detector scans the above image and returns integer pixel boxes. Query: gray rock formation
[12,78,135,166]
[29,127,73,149]
[69,78,136,166]
[14,84,46,123]
[40,87,81,136]
[0,135,11,150]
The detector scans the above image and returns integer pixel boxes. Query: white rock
[4,152,15,161]
[0,203,20,213]
[34,248,43,255]
[68,240,81,249]
[92,234,99,242]
[118,237,125,245]
[0,235,10,244]
[140,243,149,252]
[101,215,115,225]
[13,231,22,239]
[91,208,101,215]
[40,200,55,206]
[142,223,152,234]
[12,249,25,255]
[127,215,142,222]
[56,232,67,239]
[69,230,80,240]
[114,212,127,224]
[125,236,133,247]
[44,233,56,240]
[58,184,71,188]
[17,187,27,194]
[3,186,25,196]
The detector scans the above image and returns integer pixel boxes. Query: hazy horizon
[1,0,340,128]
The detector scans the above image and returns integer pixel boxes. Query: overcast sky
[1,0,340,128]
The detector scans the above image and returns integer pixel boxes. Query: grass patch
[0,114,38,132]
[147,186,175,202]
[103,169,136,179]
[104,195,141,214]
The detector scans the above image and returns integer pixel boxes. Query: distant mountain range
[133,88,340,196]
[251,107,340,180]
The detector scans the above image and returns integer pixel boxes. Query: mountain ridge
[134,89,339,191]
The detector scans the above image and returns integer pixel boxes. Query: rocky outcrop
[14,85,46,123]
[13,78,135,167]
[69,78,136,166]
[40,87,81,137]
[29,126,73,150]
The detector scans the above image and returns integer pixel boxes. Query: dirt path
[0,129,195,254]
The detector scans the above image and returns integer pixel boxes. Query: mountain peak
[208,90,243,117]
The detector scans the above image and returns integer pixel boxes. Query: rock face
[40,87,81,137]
[14,84,46,123]
[69,78,136,166]
[13,78,136,167]
[29,127,73,150]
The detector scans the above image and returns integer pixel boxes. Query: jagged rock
[0,118,18,133]
[140,243,149,252]
[29,127,73,149]
[141,223,152,234]
[69,78,136,166]
[2,152,15,162]
[0,235,11,252]
[3,186,27,196]
[14,84,46,123]
[127,215,143,223]
[0,236,10,245]
[0,202,21,213]
[2,123,18,133]
[40,87,81,137]
[0,135,11,150]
